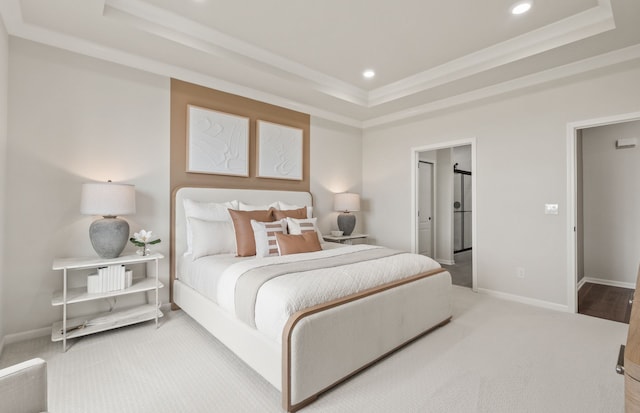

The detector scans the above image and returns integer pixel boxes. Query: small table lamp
[81,181,136,259]
[334,192,360,236]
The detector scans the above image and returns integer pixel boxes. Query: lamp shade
[80,182,136,217]
[334,192,360,212]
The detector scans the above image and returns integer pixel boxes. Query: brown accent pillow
[272,207,307,220]
[228,209,274,257]
[275,231,322,256]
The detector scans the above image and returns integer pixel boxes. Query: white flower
[133,230,153,243]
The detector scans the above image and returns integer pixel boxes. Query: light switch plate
[545,204,559,215]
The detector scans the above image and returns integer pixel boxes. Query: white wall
[0,18,8,349]
[582,120,640,286]
[363,61,640,307]
[5,39,170,335]
[310,117,363,234]
[1,40,364,338]
[453,145,471,171]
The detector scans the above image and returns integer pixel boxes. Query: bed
[171,187,452,412]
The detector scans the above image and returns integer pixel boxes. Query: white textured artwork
[257,120,303,180]
[187,105,249,176]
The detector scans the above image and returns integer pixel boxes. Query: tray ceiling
[1,0,639,127]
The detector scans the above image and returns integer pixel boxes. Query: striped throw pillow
[286,217,324,245]
[251,219,287,257]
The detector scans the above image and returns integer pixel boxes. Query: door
[453,167,472,253]
[418,161,434,257]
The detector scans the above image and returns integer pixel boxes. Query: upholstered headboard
[170,186,313,306]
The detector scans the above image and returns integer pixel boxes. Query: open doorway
[575,120,640,323]
[567,111,640,315]
[412,139,476,290]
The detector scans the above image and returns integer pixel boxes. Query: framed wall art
[256,120,303,181]
[186,105,249,176]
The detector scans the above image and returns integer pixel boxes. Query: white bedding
[182,244,442,343]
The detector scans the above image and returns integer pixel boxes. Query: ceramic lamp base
[337,213,356,236]
[89,217,129,259]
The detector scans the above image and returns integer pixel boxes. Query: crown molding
[367,0,615,106]
[362,42,640,129]
[105,0,614,109]
[0,0,635,131]
[103,0,369,107]
[0,0,363,127]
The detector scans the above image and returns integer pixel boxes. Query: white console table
[51,253,164,352]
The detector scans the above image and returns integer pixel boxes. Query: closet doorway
[567,111,640,315]
[575,119,640,323]
[411,139,477,290]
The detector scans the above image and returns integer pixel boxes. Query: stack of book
[87,265,133,293]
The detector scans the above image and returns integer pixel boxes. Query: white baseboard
[583,277,635,290]
[4,327,51,347]
[477,288,569,312]
[437,259,455,265]
[577,277,587,291]
[1,303,173,354]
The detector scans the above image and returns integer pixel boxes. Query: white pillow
[278,201,313,218]
[183,199,238,253]
[188,217,237,260]
[286,217,324,244]
[251,219,287,257]
[239,201,279,211]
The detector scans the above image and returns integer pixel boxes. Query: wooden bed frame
[171,187,452,412]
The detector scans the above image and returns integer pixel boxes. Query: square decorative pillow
[188,217,236,260]
[228,209,274,257]
[251,219,287,257]
[272,207,307,220]
[275,231,322,255]
[278,202,313,218]
[286,217,324,245]
[183,199,238,254]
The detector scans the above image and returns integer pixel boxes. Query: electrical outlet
[516,267,525,279]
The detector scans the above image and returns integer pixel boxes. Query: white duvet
[216,244,442,343]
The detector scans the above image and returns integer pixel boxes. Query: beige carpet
[0,287,627,412]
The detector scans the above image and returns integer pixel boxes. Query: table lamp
[81,181,136,259]
[334,192,360,236]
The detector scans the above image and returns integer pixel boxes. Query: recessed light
[511,2,532,15]
[363,70,375,79]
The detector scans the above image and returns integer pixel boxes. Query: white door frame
[417,160,435,257]
[411,137,477,291]
[566,111,640,313]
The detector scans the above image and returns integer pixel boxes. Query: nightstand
[51,253,164,352]
[322,233,368,245]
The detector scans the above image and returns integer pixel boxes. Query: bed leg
[286,395,318,413]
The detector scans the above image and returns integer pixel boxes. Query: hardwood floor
[578,282,634,324]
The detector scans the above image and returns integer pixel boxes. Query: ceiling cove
[103,0,615,108]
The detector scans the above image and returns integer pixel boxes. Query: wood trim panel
[169,79,310,306]
[170,79,310,193]
[282,267,449,412]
